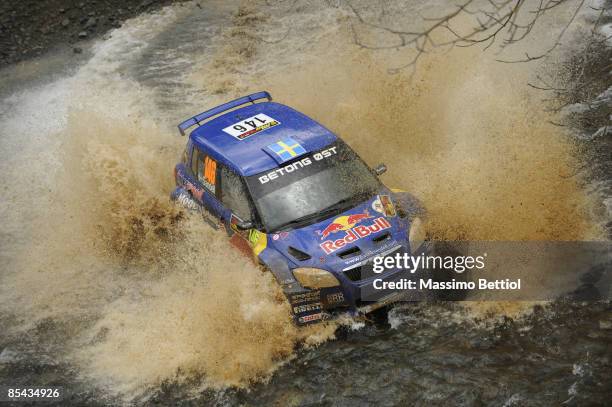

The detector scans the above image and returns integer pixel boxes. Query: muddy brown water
[0,1,610,405]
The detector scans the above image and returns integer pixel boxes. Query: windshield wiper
[273,192,375,232]
[275,197,359,231]
[318,196,355,218]
[275,212,324,231]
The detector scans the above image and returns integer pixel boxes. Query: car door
[218,164,259,257]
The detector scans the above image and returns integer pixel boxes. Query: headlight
[409,217,426,253]
[292,268,340,289]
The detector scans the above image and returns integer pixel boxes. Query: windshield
[246,142,381,232]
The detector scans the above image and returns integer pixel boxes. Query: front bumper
[333,242,434,312]
[288,242,436,325]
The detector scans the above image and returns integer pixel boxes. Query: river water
[0,0,610,405]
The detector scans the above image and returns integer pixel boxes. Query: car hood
[267,189,409,272]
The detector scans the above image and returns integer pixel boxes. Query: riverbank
[0,0,189,67]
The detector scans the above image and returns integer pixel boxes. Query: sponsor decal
[271,231,289,241]
[293,303,322,314]
[247,229,267,256]
[343,241,397,265]
[290,291,320,304]
[248,228,260,244]
[372,195,396,217]
[380,194,396,217]
[372,196,384,214]
[258,146,337,184]
[199,156,217,193]
[223,113,280,140]
[184,180,204,201]
[317,211,372,239]
[298,313,323,324]
[320,217,392,255]
[326,292,345,304]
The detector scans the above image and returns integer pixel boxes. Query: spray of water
[0,0,606,400]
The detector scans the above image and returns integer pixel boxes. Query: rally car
[171,91,433,325]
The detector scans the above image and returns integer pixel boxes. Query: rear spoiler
[177,91,273,136]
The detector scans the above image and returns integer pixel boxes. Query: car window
[220,165,251,220]
[183,139,193,165]
[190,147,199,176]
[190,147,218,194]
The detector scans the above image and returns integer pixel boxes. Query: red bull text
[320,217,392,254]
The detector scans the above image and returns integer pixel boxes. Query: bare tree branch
[344,0,589,71]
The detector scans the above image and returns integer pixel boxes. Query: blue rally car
[172,92,432,325]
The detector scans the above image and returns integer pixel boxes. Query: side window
[183,140,193,165]
[190,147,199,176]
[220,165,252,220]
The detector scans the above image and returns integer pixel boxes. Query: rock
[78,31,88,38]
[599,320,612,330]
[0,348,20,363]
[61,18,70,27]
[73,47,82,54]
[84,17,97,29]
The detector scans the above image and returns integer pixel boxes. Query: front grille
[343,247,405,282]
[344,264,378,281]
[344,267,361,281]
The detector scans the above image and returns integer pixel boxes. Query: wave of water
[0,0,608,404]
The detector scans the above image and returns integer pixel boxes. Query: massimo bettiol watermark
[362,241,611,301]
[369,251,523,291]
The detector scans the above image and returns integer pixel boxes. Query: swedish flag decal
[265,137,307,163]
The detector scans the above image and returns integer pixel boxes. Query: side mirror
[236,220,254,230]
[374,163,387,176]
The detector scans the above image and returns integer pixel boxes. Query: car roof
[189,101,338,176]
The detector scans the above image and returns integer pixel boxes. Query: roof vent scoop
[288,246,311,261]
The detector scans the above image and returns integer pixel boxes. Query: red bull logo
[319,217,392,255]
[317,212,372,240]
